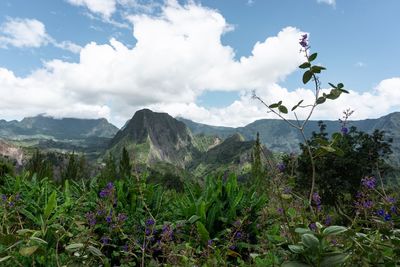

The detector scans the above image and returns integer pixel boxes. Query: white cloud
[0,1,399,128]
[66,0,117,18]
[317,0,336,7]
[0,18,49,48]
[0,17,82,53]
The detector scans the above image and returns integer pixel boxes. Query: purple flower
[312,192,321,206]
[299,34,308,48]
[277,207,284,215]
[145,228,152,236]
[384,214,392,221]
[105,216,112,223]
[233,220,241,228]
[146,218,155,226]
[325,215,332,226]
[207,240,213,246]
[341,127,348,135]
[229,245,236,250]
[15,194,21,201]
[97,209,105,216]
[277,163,285,172]
[361,176,376,190]
[117,213,127,223]
[283,187,292,194]
[390,206,397,214]
[363,200,374,209]
[235,231,243,240]
[309,222,317,231]
[8,201,14,207]
[85,212,96,226]
[106,182,114,190]
[101,236,110,245]
[377,209,385,217]
[1,194,7,202]
[385,197,396,203]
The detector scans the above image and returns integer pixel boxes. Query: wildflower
[312,192,321,206]
[101,236,110,245]
[117,213,127,223]
[207,240,213,246]
[390,206,397,214]
[377,209,385,217]
[362,200,373,209]
[8,201,14,207]
[299,34,308,48]
[325,215,332,226]
[309,222,317,231]
[15,194,21,201]
[1,194,7,202]
[385,196,396,203]
[105,216,112,223]
[85,212,96,226]
[97,209,105,216]
[341,127,348,135]
[229,245,236,250]
[283,187,292,194]
[99,182,114,198]
[235,231,243,240]
[146,218,155,226]
[277,207,284,215]
[384,214,392,221]
[277,163,285,172]
[145,228,152,236]
[233,220,241,228]
[361,176,376,190]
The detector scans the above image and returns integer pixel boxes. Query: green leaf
[87,245,103,257]
[19,246,38,257]
[302,70,313,84]
[333,147,345,157]
[299,62,311,69]
[301,233,319,249]
[65,243,84,251]
[340,89,349,94]
[269,100,282,109]
[282,262,311,267]
[188,215,200,224]
[278,105,288,114]
[311,65,325,74]
[320,253,349,267]
[288,245,304,254]
[291,100,304,111]
[308,53,318,62]
[316,96,326,104]
[44,191,57,219]
[0,256,11,263]
[196,221,210,244]
[30,236,48,245]
[337,83,344,89]
[295,228,312,234]
[321,146,336,153]
[328,82,336,88]
[323,226,348,236]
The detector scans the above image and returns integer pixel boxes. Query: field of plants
[1,35,399,267]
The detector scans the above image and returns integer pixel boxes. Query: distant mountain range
[0,110,399,173]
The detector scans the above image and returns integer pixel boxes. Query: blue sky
[0,0,399,127]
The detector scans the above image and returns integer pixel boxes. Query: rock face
[0,140,24,165]
[0,115,118,140]
[109,109,197,167]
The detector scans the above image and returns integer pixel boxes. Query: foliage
[294,122,393,205]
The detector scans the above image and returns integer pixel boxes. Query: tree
[119,147,132,179]
[295,123,393,205]
[100,153,118,182]
[26,149,53,180]
[251,132,263,186]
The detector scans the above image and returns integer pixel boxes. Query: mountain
[0,115,118,140]
[107,109,264,176]
[0,115,119,159]
[108,109,197,168]
[179,112,400,167]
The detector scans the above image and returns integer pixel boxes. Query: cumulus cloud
[0,18,49,48]
[66,0,117,19]
[317,0,336,7]
[0,1,398,128]
[0,17,82,53]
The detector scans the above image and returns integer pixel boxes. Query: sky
[0,0,399,128]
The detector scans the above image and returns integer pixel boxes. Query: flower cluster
[277,163,285,173]
[99,182,114,198]
[312,192,322,212]
[299,34,308,48]
[1,193,21,208]
[361,176,376,190]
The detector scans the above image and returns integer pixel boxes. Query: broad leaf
[303,70,313,84]
[323,226,348,236]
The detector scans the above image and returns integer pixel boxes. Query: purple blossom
[377,209,385,217]
[277,163,285,172]
[309,222,317,231]
[233,220,241,228]
[299,34,308,48]
[207,240,213,246]
[384,214,392,221]
[8,201,14,207]
[122,244,129,252]
[85,212,96,226]
[229,245,236,250]
[325,215,332,226]
[15,194,21,201]
[234,231,243,240]
[277,207,284,215]
[283,187,292,194]
[361,176,376,190]
[117,213,127,223]
[390,206,397,214]
[145,228,152,236]
[341,127,348,135]
[363,200,374,209]
[105,216,112,223]
[99,182,114,198]
[1,194,7,202]
[312,192,321,206]
[146,218,155,226]
[101,236,110,245]
[385,196,396,203]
